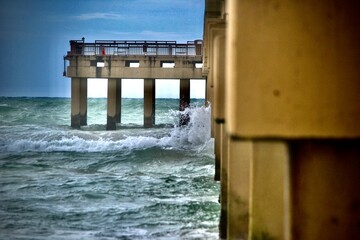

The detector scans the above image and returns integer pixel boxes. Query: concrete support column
[144,78,155,128]
[71,77,87,129]
[107,78,121,130]
[79,78,87,126]
[225,0,360,238]
[213,31,226,182]
[226,0,360,137]
[116,78,122,123]
[227,139,251,239]
[206,77,214,137]
[219,123,229,239]
[213,34,226,123]
[214,123,221,181]
[179,79,190,125]
[250,141,291,240]
[227,140,291,239]
[290,140,360,240]
[179,79,190,111]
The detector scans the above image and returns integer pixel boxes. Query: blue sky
[0,0,205,98]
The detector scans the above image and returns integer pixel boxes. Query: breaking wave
[0,105,212,153]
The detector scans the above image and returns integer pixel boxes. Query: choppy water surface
[0,97,219,239]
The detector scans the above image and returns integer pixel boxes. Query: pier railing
[68,39,203,56]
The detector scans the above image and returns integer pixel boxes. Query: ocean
[0,97,219,239]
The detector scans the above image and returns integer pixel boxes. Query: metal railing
[67,39,203,56]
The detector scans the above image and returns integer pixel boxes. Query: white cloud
[73,12,123,20]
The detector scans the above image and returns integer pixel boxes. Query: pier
[204,0,360,239]
[64,39,203,130]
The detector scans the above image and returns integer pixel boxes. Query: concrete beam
[144,78,155,128]
[71,77,87,129]
[66,55,203,79]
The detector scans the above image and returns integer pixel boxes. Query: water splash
[163,104,211,147]
[0,105,212,153]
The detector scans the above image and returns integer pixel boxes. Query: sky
[0,0,205,98]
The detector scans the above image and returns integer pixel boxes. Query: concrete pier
[64,40,204,129]
[204,0,360,239]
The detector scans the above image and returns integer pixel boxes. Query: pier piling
[144,79,156,128]
[107,78,121,130]
[179,79,190,125]
[71,77,87,129]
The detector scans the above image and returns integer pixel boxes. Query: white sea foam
[0,105,212,153]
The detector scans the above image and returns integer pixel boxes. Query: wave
[0,105,212,154]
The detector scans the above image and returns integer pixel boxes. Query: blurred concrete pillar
[226,0,360,239]
[227,140,292,239]
[227,139,251,239]
[214,124,221,181]
[250,141,291,240]
[226,0,360,137]
[204,16,225,137]
[144,78,155,128]
[214,31,227,238]
[213,32,226,125]
[71,77,87,129]
[213,30,226,182]
[291,140,360,240]
[219,123,229,239]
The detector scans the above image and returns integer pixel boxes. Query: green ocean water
[0,97,219,239]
